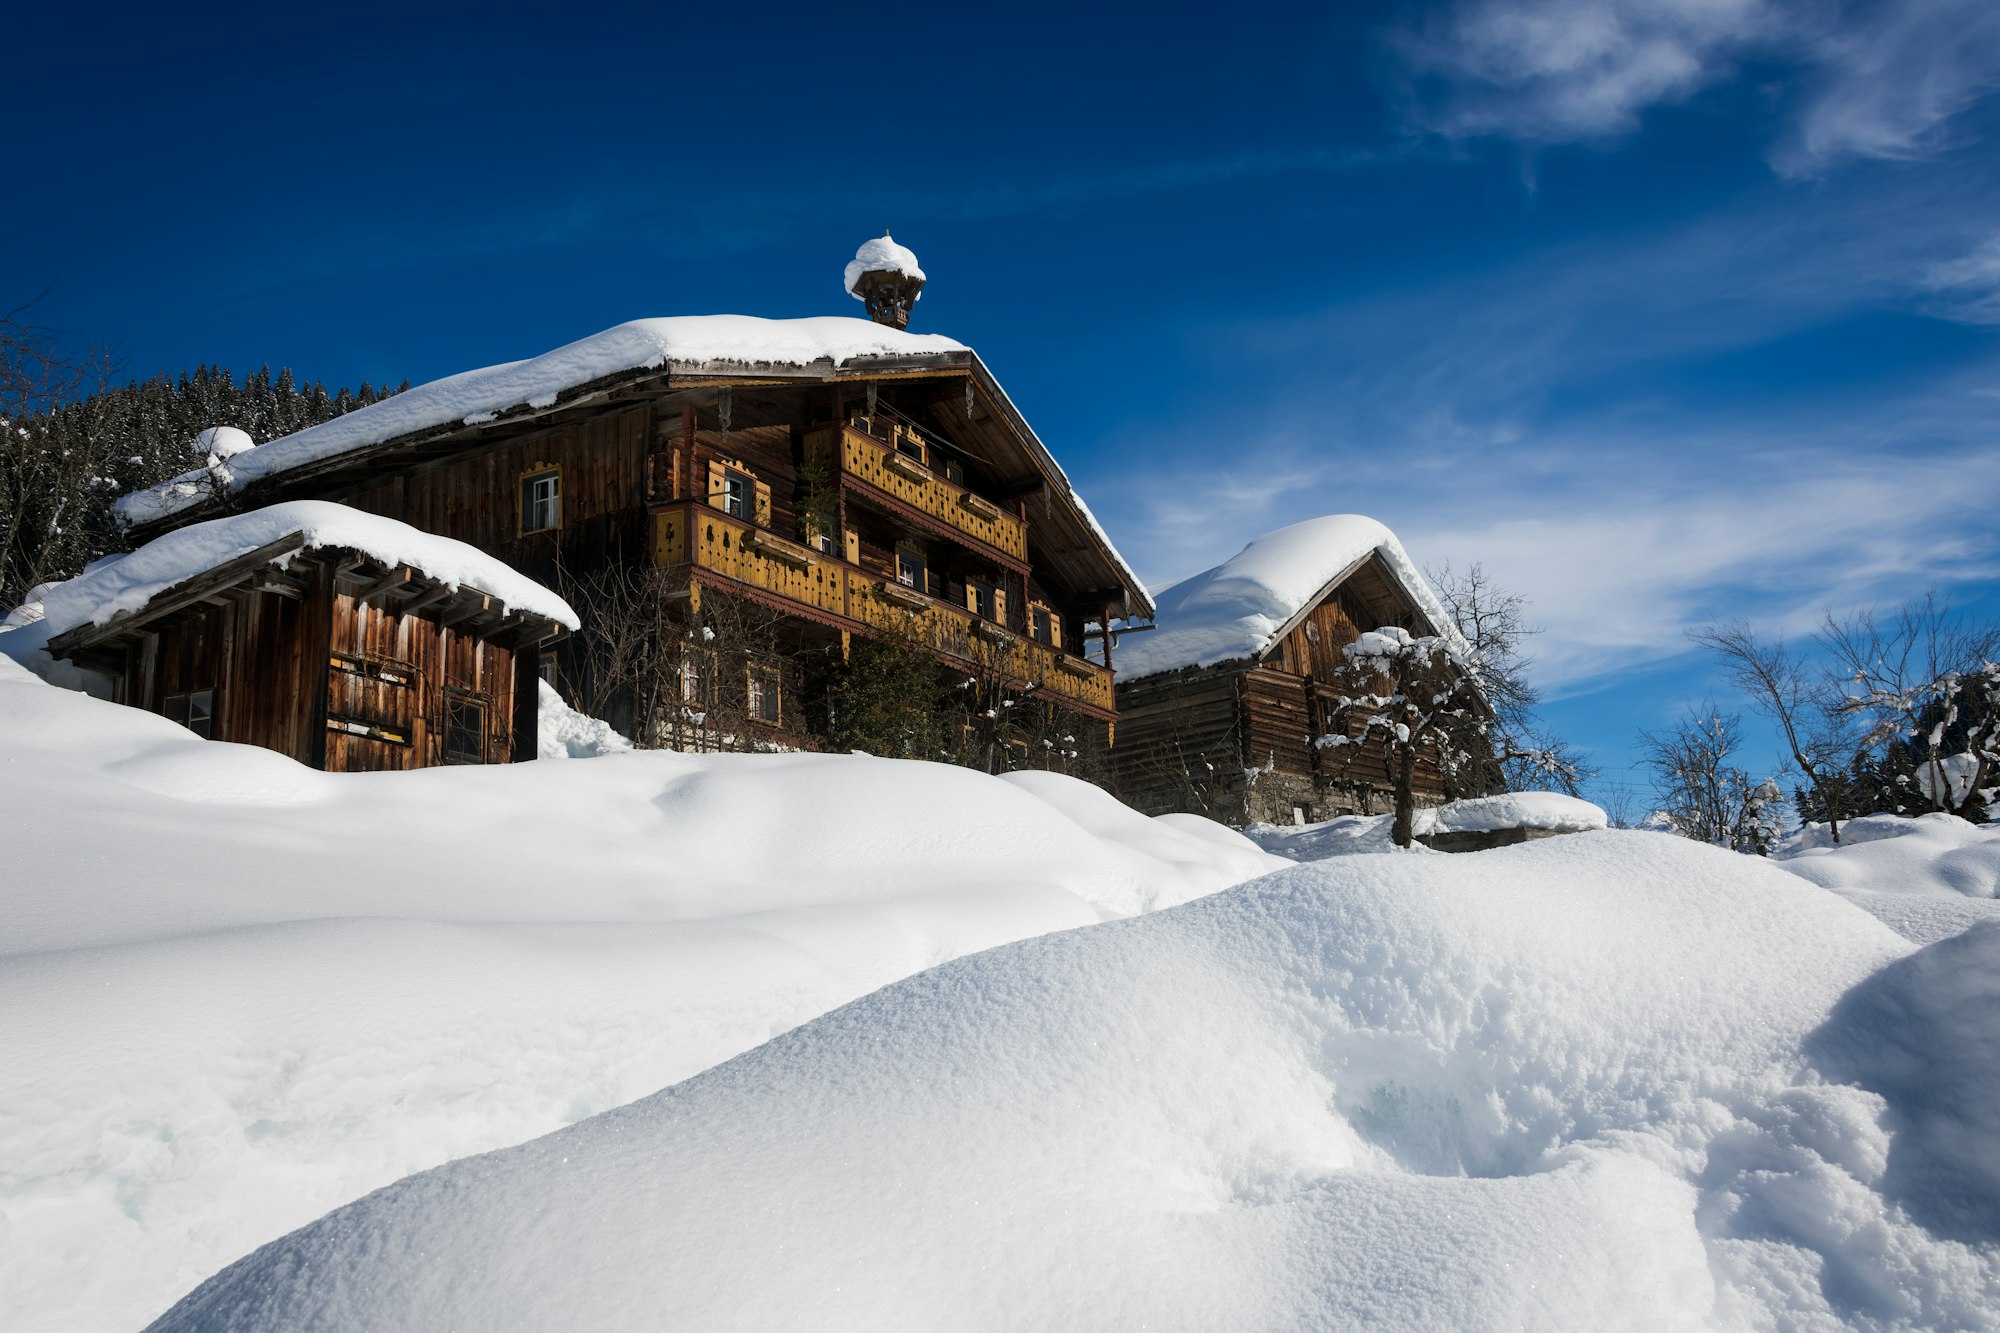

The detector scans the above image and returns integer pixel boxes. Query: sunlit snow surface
[145,829,2000,1331]
[0,654,1279,1333]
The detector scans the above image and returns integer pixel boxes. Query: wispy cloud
[1395,0,1777,142]
[1393,0,2000,175]
[1920,232,2000,324]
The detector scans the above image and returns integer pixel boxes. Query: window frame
[441,688,490,765]
[895,547,927,592]
[720,468,754,521]
[745,662,781,726]
[968,577,997,622]
[519,464,563,534]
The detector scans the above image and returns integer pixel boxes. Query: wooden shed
[44,503,573,772]
[1105,515,1485,825]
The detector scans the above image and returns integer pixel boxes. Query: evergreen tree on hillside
[2,311,406,606]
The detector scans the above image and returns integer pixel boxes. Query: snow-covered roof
[1115,515,1460,681]
[116,316,968,528]
[844,234,925,299]
[42,500,578,639]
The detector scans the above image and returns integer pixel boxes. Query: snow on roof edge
[43,501,579,640]
[115,316,971,528]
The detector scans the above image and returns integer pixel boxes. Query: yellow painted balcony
[849,577,1114,714]
[808,425,1029,561]
[653,505,848,617]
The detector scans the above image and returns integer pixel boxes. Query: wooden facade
[47,536,565,772]
[1108,552,1462,825]
[120,341,1148,763]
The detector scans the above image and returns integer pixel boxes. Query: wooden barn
[114,241,1151,768]
[1106,515,1485,824]
[43,502,574,771]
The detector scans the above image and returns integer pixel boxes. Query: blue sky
[10,0,2000,810]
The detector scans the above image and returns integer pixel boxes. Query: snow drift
[0,654,1280,1333]
[147,832,2000,1331]
[1775,813,2000,946]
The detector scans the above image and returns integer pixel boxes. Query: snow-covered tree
[1821,595,1999,823]
[1317,625,1489,848]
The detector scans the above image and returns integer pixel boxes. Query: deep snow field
[6,650,2000,1331]
[0,653,1281,1333]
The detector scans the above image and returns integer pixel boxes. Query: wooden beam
[46,533,309,660]
[355,565,413,605]
[399,582,454,616]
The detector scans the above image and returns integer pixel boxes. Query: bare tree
[1638,706,1786,854]
[1692,620,1857,844]
[1428,561,1591,796]
[1820,594,2000,820]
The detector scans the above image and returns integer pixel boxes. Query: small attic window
[520,466,561,534]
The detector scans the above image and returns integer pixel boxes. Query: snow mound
[115,316,968,526]
[0,657,1279,1333]
[1248,792,1606,859]
[535,681,635,759]
[1118,515,1462,680]
[37,499,578,637]
[844,232,925,298]
[148,831,2000,1332]
[1774,812,2000,946]
[196,424,255,460]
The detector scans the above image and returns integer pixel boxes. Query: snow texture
[1774,813,2000,946]
[843,233,925,298]
[535,680,635,759]
[1247,793,1607,860]
[35,499,579,637]
[0,656,1282,1333]
[195,425,254,461]
[114,316,969,526]
[146,831,2000,1332]
[1116,515,1463,681]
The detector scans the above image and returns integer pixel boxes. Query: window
[721,469,753,520]
[746,664,781,725]
[443,691,488,764]
[896,548,927,591]
[1029,606,1055,646]
[968,578,997,621]
[681,646,714,707]
[808,513,838,554]
[520,467,561,533]
[942,458,966,485]
[536,656,558,688]
[895,428,925,463]
[164,689,215,739]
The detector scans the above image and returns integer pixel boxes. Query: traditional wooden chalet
[44,501,575,771]
[115,242,1151,764]
[1106,515,1481,824]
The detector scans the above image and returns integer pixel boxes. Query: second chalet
[1106,515,1484,824]
[113,237,1153,768]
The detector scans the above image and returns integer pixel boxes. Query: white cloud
[1397,0,2000,173]
[1920,232,2000,324]
[1397,0,1779,141]
[1779,0,2000,175]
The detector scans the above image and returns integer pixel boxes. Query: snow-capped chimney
[844,231,926,330]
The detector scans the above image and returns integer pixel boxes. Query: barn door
[325,651,422,772]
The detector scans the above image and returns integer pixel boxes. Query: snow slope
[0,655,1281,1333]
[1775,813,2000,946]
[149,831,2000,1332]
[1247,792,1608,860]
[1117,514,1462,680]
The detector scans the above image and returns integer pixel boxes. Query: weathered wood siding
[323,592,518,773]
[342,406,654,583]
[128,586,323,764]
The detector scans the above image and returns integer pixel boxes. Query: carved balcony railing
[806,424,1028,562]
